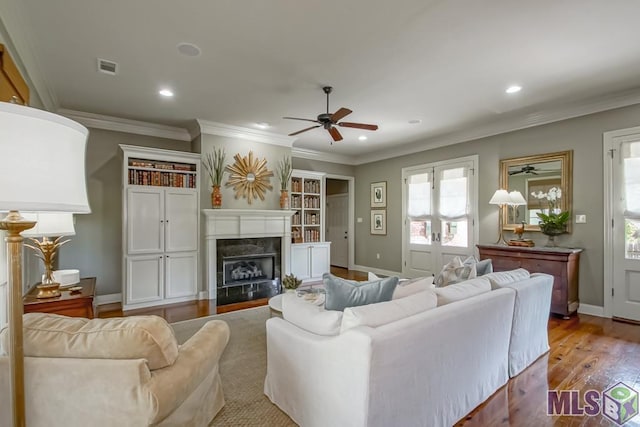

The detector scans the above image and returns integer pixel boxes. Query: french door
[402,156,477,278]
[607,130,640,322]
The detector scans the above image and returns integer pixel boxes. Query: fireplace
[216,238,281,305]
[202,209,295,308]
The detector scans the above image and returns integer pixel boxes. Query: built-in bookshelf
[290,170,324,243]
[127,158,197,188]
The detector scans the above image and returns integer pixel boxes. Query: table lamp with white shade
[21,213,76,298]
[0,101,90,426]
[489,189,511,245]
[507,190,527,223]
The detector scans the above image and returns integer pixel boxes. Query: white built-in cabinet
[290,170,330,281]
[291,242,331,281]
[121,145,200,310]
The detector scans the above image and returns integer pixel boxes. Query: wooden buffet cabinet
[477,244,582,318]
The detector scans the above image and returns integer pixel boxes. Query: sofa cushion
[282,292,343,336]
[323,273,398,311]
[463,256,493,276]
[483,268,530,289]
[435,256,477,287]
[392,276,435,300]
[341,289,438,333]
[433,276,492,305]
[0,313,178,369]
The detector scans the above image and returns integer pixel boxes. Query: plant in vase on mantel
[203,148,226,209]
[531,187,570,247]
[276,155,293,209]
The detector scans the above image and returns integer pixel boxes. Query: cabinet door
[291,245,311,280]
[310,244,331,279]
[165,252,197,299]
[126,255,163,305]
[127,187,164,254]
[165,189,198,252]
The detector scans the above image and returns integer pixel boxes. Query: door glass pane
[626,219,640,259]
[441,220,468,247]
[439,167,468,219]
[410,220,431,244]
[408,173,431,218]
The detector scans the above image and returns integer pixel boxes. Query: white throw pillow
[282,293,343,336]
[433,276,492,306]
[340,289,438,333]
[483,268,530,290]
[392,276,435,300]
[435,256,477,287]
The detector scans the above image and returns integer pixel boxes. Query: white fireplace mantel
[202,209,295,302]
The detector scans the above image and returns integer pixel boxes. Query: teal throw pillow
[323,273,398,311]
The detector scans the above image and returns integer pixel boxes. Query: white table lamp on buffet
[0,102,90,426]
[489,189,511,245]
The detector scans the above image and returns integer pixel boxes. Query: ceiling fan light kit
[284,86,378,142]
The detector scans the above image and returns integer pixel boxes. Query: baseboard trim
[578,303,607,318]
[352,264,404,278]
[95,293,122,306]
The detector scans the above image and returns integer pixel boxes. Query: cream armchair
[0,313,230,427]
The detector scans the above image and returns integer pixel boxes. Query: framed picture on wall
[370,181,387,208]
[371,210,387,235]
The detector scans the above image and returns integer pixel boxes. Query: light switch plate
[575,214,586,223]
[357,217,363,223]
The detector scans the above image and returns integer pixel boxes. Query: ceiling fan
[283,86,378,142]
[508,164,557,175]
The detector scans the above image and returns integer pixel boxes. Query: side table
[24,277,96,318]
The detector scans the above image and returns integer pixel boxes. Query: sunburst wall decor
[225,151,273,204]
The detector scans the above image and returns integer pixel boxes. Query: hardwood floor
[97,266,367,320]
[457,314,640,426]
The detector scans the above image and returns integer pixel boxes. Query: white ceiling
[7,0,640,163]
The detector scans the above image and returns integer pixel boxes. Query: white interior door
[612,138,640,322]
[403,157,477,278]
[326,194,348,268]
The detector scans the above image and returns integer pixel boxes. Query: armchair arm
[147,320,230,423]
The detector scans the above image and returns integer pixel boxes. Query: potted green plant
[531,187,570,247]
[276,155,293,209]
[282,273,302,293]
[202,148,226,208]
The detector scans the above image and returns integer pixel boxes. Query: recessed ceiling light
[408,119,422,124]
[255,122,270,129]
[505,85,522,94]
[177,42,201,57]
[159,88,174,97]
[358,135,367,141]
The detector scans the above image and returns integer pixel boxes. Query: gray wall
[293,158,355,177]
[354,102,640,307]
[56,129,190,296]
[200,135,291,210]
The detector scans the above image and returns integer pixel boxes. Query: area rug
[170,306,297,427]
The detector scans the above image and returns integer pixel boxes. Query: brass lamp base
[36,282,61,298]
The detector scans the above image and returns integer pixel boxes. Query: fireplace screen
[222,253,276,288]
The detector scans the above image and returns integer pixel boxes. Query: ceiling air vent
[97,58,118,75]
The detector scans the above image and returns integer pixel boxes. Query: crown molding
[354,87,640,165]
[0,0,58,111]
[291,147,356,165]
[59,109,191,141]
[196,119,295,148]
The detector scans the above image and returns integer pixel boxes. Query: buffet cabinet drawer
[476,244,582,318]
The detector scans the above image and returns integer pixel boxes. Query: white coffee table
[268,294,284,317]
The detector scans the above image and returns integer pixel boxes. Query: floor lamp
[0,102,90,426]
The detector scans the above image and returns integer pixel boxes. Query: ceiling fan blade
[283,117,320,124]
[330,108,352,122]
[338,122,379,131]
[289,125,321,136]
[328,127,343,142]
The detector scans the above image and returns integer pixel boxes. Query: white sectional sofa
[264,271,553,427]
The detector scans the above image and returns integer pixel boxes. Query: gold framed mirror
[499,150,573,233]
